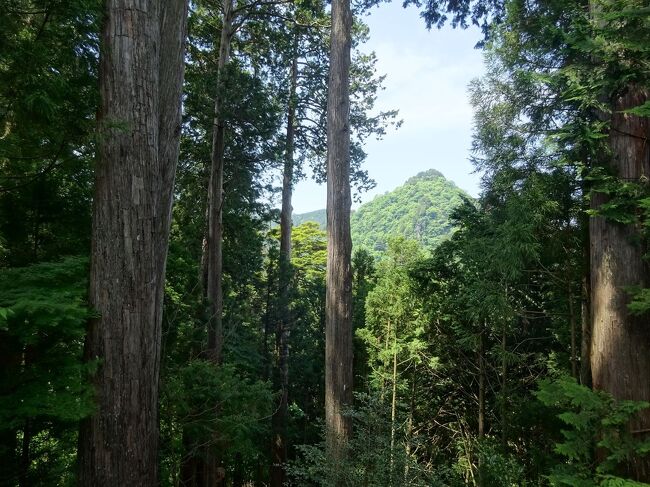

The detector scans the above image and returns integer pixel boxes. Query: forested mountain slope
[292,208,327,229]
[293,169,469,253]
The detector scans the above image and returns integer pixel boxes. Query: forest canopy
[0,0,649,485]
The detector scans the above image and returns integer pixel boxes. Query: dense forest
[0,0,649,486]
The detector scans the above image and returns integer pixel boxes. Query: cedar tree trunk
[590,86,650,481]
[78,0,188,484]
[270,40,299,487]
[325,0,353,469]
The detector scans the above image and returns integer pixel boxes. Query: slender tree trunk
[0,332,19,486]
[568,287,577,379]
[204,0,234,366]
[500,322,507,452]
[590,86,650,481]
[478,328,486,487]
[389,334,398,484]
[325,0,353,472]
[78,1,188,485]
[262,256,275,382]
[380,319,392,401]
[270,40,299,487]
[193,3,235,485]
[579,206,592,387]
[580,274,592,387]
[404,365,416,484]
[18,419,30,487]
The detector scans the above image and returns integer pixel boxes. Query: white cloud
[369,41,481,134]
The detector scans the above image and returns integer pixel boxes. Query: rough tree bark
[270,38,299,487]
[78,0,188,484]
[590,86,650,482]
[325,0,353,471]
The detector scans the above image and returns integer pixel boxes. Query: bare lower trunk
[0,333,19,486]
[500,323,507,451]
[478,329,485,487]
[190,2,235,485]
[389,335,398,483]
[270,43,299,487]
[19,420,30,487]
[204,0,234,366]
[569,288,577,379]
[590,86,650,481]
[404,365,416,484]
[325,0,353,472]
[78,1,188,484]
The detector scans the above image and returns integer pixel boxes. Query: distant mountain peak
[405,169,447,184]
[292,168,468,255]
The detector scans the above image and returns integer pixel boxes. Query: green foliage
[292,169,469,256]
[0,257,95,485]
[162,361,272,474]
[0,257,95,428]
[0,1,99,267]
[351,170,467,254]
[537,376,650,486]
[359,237,428,390]
[288,393,432,486]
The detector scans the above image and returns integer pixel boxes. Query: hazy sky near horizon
[290,1,487,214]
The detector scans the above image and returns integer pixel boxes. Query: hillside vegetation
[293,169,469,253]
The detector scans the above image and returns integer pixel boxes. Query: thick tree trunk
[325,0,353,470]
[590,86,650,481]
[270,43,299,487]
[78,1,188,485]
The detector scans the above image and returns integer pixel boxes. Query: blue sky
[291,1,487,214]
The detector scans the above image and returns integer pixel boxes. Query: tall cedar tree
[325,0,354,468]
[590,86,650,481]
[271,32,299,487]
[78,1,189,484]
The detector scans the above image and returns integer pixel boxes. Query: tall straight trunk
[19,420,30,487]
[500,322,507,451]
[478,329,486,440]
[590,86,650,481]
[389,334,398,483]
[580,210,592,387]
[568,288,577,379]
[191,1,235,485]
[580,273,592,387]
[78,1,188,484]
[325,0,353,468]
[0,332,19,486]
[204,0,234,365]
[477,328,486,487]
[404,365,417,484]
[270,40,299,487]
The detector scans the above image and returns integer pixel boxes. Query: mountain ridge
[292,169,469,253]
